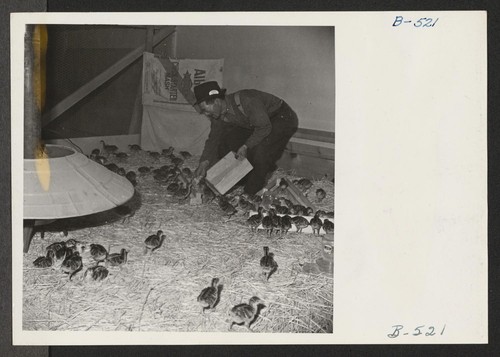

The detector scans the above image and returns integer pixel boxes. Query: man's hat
[194,81,227,105]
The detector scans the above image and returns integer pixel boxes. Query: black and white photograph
[19,23,335,333]
[11,11,487,346]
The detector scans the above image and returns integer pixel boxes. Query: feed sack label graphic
[142,52,224,110]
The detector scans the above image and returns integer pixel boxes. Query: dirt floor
[22,148,334,333]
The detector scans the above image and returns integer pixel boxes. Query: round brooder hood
[24,144,134,219]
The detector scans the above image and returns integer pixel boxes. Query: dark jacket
[200,89,283,166]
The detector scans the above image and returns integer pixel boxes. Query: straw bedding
[23,148,334,333]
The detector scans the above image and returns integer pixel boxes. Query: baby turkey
[305,207,314,216]
[105,163,119,173]
[170,156,184,167]
[46,241,72,269]
[201,185,216,204]
[114,152,129,159]
[84,265,109,282]
[291,215,310,233]
[315,188,327,202]
[100,140,118,156]
[138,166,151,174]
[278,178,288,191]
[61,251,83,280]
[228,296,264,331]
[278,197,294,210]
[162,146,174,157]
[235,195,256,213]
[179,150,192,159]
[116,167,126,176]
[70,241,87,255]
[33,250,54,268]
[89,243,108,263]
[217,196,237,217]
[144,230,166,254]
[290,204,306,215]
[153,170,168,183]
[322,218,334,234]
[148,151,161,160]
[260,246,278,281]
[125,170,137,182]
[128,144,142,152]
[315,209,327,218]
[166,181,180,194]
[174,182,191,200]
[261,209,276,237]
[106,248,129,267]
[181,167,193,180]
[45,241,66,255]
[270,203,289,215]
[271,211,281,235]
[280,215,293,236]
[293,178,313,192]
[243,193,262,206]
[247,207,264,232]
[197,277,220,313]
[94,155,107,165]
[51,247,71,270]
[310,212,323,236]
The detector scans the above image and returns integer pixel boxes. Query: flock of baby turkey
[31,230,271,330]
[90,141,216,205]
[194,244,281,331]
[30,140,333,331]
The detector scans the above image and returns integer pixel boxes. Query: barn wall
[41,25,334,179]
[43,25,175,139]
[175,26,335,133]
[42,25,334,138]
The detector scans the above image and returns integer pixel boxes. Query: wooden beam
[282,178,315,209]
[277,151,334,181]
[284,140,334,160]
[42,26,176,127]
[293,128,334,144]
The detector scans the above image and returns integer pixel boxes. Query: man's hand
[194,160,210,179]
[235,145,248,160]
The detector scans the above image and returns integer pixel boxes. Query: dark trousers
[218,102,298,194]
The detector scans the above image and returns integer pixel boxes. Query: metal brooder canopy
[24,144,134,219]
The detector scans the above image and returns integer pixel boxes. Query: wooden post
[128,80,144,134]
[24,24,39,160]
[128,27,155,134]
[24,25,39,253]
[24,220,35,253]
